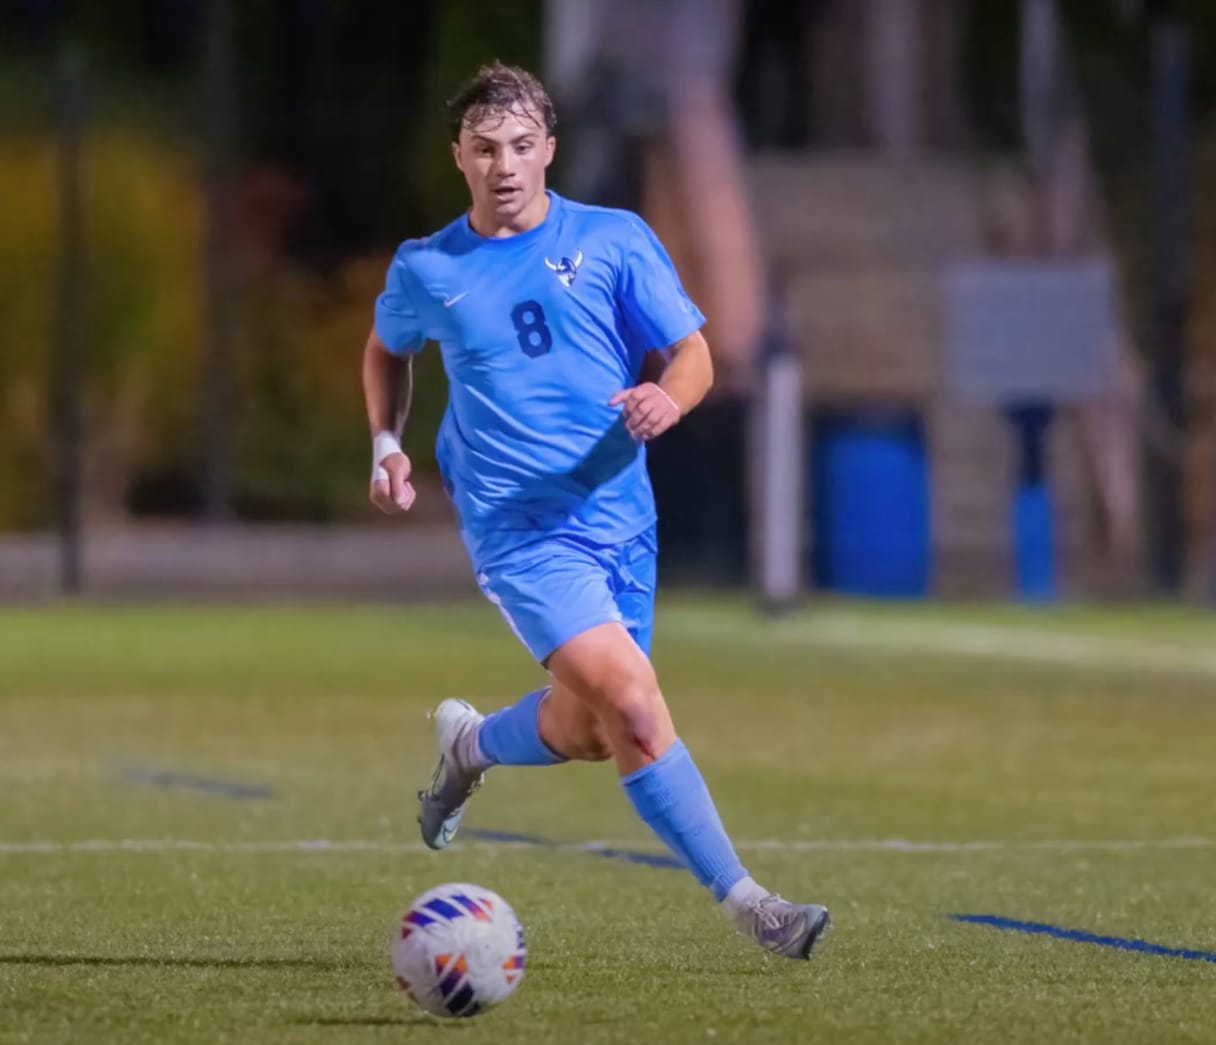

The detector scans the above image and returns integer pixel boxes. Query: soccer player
[362,62,829,960]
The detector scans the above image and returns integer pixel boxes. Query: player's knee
[598,677,665,753]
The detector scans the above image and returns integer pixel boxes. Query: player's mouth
[492,185,520,204]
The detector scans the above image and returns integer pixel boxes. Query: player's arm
[362,326,415,514]
[655,329,714,417]
[611,330,713,442]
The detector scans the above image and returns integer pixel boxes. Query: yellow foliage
[0,130,202,527]
[0,129,447,528]
[229,253,447,522]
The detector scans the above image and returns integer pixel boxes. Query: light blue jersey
[374,191,705,572]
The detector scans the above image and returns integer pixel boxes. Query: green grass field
[1,597,1214,1044]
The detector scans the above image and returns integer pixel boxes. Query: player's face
[453,106,555,232]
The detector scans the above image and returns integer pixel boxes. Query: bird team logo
[544,249,583,288]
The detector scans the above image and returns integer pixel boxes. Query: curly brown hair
[445,61,557,142]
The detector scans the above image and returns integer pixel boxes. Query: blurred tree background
[0,0,541,528]
[2,0,1216,532]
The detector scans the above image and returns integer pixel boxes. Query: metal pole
[750,271,805,612]
[865,0,924,155]
[1010,0,1065,602]
[201,0,236,520]
[543,0,597,102]
[51,44,87,593]
[1146,0,1190,593]
[1020,0,1061,179]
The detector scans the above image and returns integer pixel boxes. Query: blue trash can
[811,411,931,598]
[1006,404,1058,602]
[1013,482,1057,602]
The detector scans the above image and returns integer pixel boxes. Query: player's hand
[370,451,416,514]
[609,383,682,442]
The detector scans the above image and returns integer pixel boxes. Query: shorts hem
[534,612,624,664]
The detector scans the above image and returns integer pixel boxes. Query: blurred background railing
[1,0,1213,605]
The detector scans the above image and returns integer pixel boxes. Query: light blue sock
[621,739,748,901]
[477,688,566,767]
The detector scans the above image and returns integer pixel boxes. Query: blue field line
[951,914,1216,965]
[463,828,684,871]
[117,765,275,801]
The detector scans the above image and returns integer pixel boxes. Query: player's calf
[417,682,613,849]
[544,621,833,957]
[535,682,613,762]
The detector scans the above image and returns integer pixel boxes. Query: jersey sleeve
[374,247,426,355]
[617,216,706,351]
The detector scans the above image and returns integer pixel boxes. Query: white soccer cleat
[732,895,832,960]
[417,699,486,850]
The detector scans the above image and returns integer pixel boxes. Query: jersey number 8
[510,301,553,358]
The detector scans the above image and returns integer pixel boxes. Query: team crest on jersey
[544,249,583,288]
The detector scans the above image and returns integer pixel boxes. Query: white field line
[663,611,1216,680]
[0,837,1211,856]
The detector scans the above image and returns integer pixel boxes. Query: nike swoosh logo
[443,292,469,308]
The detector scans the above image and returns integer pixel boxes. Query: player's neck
[468,190,551,239]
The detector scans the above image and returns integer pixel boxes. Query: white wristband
[371,431,403,480]
[656,386,682,416]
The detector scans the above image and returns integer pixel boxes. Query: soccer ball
[391,882,526,1019]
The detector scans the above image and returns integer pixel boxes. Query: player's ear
[452,140,465,173]
[543,136,556,168]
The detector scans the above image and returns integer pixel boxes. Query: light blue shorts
[475,526,657,663]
